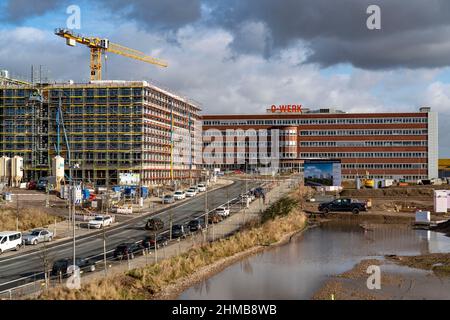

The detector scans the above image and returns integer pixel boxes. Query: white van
[0,231,23,254]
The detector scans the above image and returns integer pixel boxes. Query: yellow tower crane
[55,28,168,81]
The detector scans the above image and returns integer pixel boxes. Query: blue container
[124,187,136,196]
[140,186,149,199]
[112,186,121,192]
[82,189,90,200]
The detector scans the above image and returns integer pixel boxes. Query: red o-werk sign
[270,104,303,113]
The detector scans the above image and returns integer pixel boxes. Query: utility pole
[169,211,173,241]
[15,194,19,231]
[70,166,76,269]
[205,186,208,231]
[103,215,107,277]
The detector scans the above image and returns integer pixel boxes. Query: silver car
[23,229,54,245]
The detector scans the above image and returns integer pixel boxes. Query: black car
[253,187,265,198]
[142,234,169,249]
[188,219,203,232]
[171,224,186,239]
[145,217,164,231]
[51,257,96,277]
[318,198,368,214]
[113,242,145,260]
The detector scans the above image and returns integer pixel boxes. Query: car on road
[239,193,254,205]
[142,234,169,249]
[188,219,203,232]
[208,213,222,224]
[88,215,113,229]
[113,242,145,260]
[51,257,96,277]
[197,184,207,192]
[145,217,164,231]
[162,194,175,204]
[318,198,368,214]
[0,231,22,254]
[215,206,230,218]
[23,229,53,245]
[171,224,187,239]
[185,188,197,197]
[253,187,265,198]
[173,190,186,200]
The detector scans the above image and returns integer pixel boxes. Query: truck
[37,176,57,191]
[318,198,368,215]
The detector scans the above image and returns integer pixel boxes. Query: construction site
[0,29,202,189]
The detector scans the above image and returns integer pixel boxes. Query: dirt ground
[313,257,450,300]
[302,184,450,220]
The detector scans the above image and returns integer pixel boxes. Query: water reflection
[179,220,450,300]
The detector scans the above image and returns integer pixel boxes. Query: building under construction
[0,77,202,187]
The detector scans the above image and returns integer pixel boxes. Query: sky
[0,0,449,156]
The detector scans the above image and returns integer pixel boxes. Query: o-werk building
[0,80,202,186]
[202,106,438,182]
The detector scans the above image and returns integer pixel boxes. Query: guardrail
[0,178,298,300]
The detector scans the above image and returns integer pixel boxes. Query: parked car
[215,206,230,218]
[318,198,368,214]
[188,219,203,232]
[0,231,22,254]
[185,188,197,197]
[51,257,96,277]
[253,187,265,198]
[173,190,186,200]
[171,224,187,239]
[162,194,175,204]
[27,181,37,190]
[208,213,222,224]
[113,242,145,260]
[197,184,207,192]
[145,217,164,231]
[88,215,113,229]
[142,234,169,249]
[37,176,56,191]
[23,229,53,245]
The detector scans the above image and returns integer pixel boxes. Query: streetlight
[69,162,79,272]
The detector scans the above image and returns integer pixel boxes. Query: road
[0,179,259,291]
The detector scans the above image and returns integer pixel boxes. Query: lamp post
[70,163,79,270]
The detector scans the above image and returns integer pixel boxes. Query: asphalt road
[0,179,259,291]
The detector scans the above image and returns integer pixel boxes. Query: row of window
[342,163,427,169]
[342,175,428,180]
[300,141,428,147]
[300,152,427,158]
[203,117,428,126]
[300,129,427,136]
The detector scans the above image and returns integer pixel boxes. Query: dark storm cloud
[107,0,202,30]
[207,0,450,69]
[2,0,65,23]
[3,0,450,70]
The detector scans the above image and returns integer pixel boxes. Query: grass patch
[40,196,306,300]
[0,208,61,231]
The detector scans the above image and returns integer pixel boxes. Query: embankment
[39,196,307,300]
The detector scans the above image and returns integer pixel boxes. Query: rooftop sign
[270,104,303,113]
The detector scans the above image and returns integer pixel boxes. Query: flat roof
[202,112,429,119]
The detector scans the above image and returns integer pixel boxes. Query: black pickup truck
[318,198,368,214]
